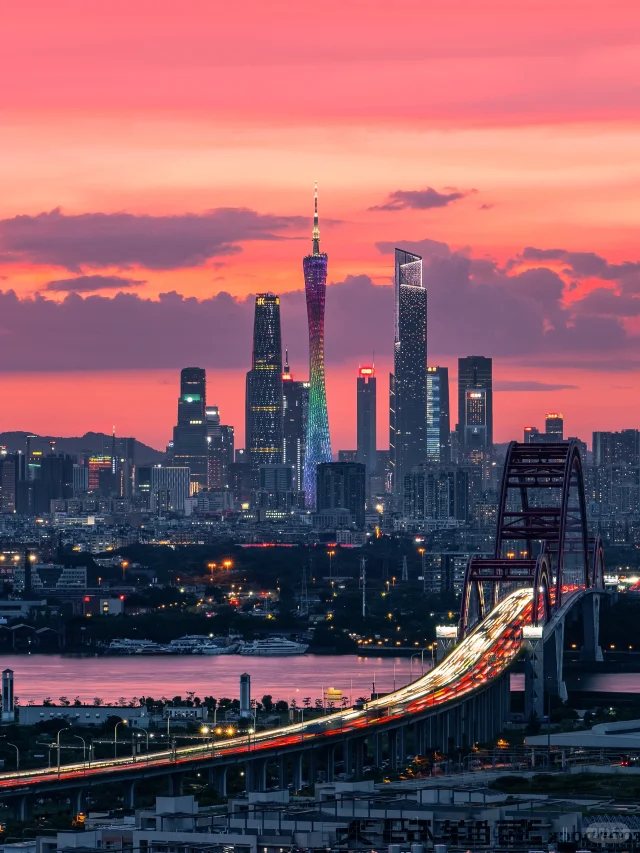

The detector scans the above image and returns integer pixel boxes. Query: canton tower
[302,184,332,508]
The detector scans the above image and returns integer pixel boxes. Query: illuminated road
[0,589,535,791]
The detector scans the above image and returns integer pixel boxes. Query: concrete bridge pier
[325,744,335,782]
[292,751,303,791]
[581,592,604,662]
[278,756,286,789]
[16,794,31,822]
[342,738,352,777]
[245,757,266,792]
[212,765,228,798]
[545,618,568,702]
[523,626,545,720]
[353,738,364,779]
[307,748,317,787]
[167,772,183,797]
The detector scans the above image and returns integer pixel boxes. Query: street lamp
[114,719,128,758]
[223,560,233,570]
[121,560,129,581]
[74,735,87,767]
[207,562,217,581]
[327,550,335,582]
[56,726,70,775]
[418,548,426,594]
[0,738,19,771]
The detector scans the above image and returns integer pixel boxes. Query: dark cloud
[520,246,640,282]
[375,238,453,260]
[45,275,146,293]
[0,208,306,272]
[0,239,639,373]
[494,380,578,392]
[370,188,471,212]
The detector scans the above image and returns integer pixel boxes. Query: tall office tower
[356,366,377,487]
[282,351,309,492]
[389,249,427,493]
[524,426,540,443]
[245,294,284,467]
[426,366,451,464]
[457,356,493,461]
[206,405,235,489]
[302,185,332,509]
[545,412,564,440]
[316,462,366,528]
[172,367,207,489]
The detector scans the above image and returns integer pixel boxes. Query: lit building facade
[302,186,332,507]
[545,412,564,440]
[426,365,451,464]
[457,356,493,461]
[171,367,207,488]
[356,366,377,486]
[205,405,234,489]
[390,249,426,493]
[245,294,284,467]
[282,351,309,493]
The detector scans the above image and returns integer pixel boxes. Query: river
[2,654,424,706]
[4,655,640,707]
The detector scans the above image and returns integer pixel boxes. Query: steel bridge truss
[459,441,604,640]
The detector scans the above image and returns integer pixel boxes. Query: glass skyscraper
[356,366,377,487]
[245,294,284,467]
[426,365,451,464]
[171,367,208,488]
[302,185,332,508]
[282,350,309,493]
[389,249,426,493]
[457,355,493,461]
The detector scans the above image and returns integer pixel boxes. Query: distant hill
[0,431,165,466]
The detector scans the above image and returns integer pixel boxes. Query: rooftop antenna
[312,182,320,255]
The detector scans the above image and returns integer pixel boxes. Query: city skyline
[0,3,639,448]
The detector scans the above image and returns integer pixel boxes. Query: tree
[261,695,274,713]
[93,697,104,706]
[290,698,297,710]
[315,699,323,711]
[73,697,82,707]
[303,697,311,709]
[59,696,71,707]
[275,700,288,712]
[43,697,54,707]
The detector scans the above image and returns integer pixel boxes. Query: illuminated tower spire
[303,184,332,508]
[312,182,320,255]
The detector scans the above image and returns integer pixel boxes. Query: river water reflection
[5,655,639,706]
[4,654,422,705]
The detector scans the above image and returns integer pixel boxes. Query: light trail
[0,588,535,790]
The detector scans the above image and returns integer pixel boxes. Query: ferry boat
[108,638,156,654]
[240,637,309,656]
[168,635,237,655]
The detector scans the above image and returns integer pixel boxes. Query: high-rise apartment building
[205,405,235,489]
[150,465,191,514]
[390,249,427,493]
[426,366,451,464]
[245,294,284,467]
[302,186,332,508]
[356,366,377,485]
[593,430,640,467]
[172,367,207,488]
[316,462,366,528]
[545,413,564,440]
[457,356,493,461]
[282,351,309,493]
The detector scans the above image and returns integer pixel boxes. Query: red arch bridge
[0,441,606,815]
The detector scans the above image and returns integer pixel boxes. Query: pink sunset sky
[1,0,640,450]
